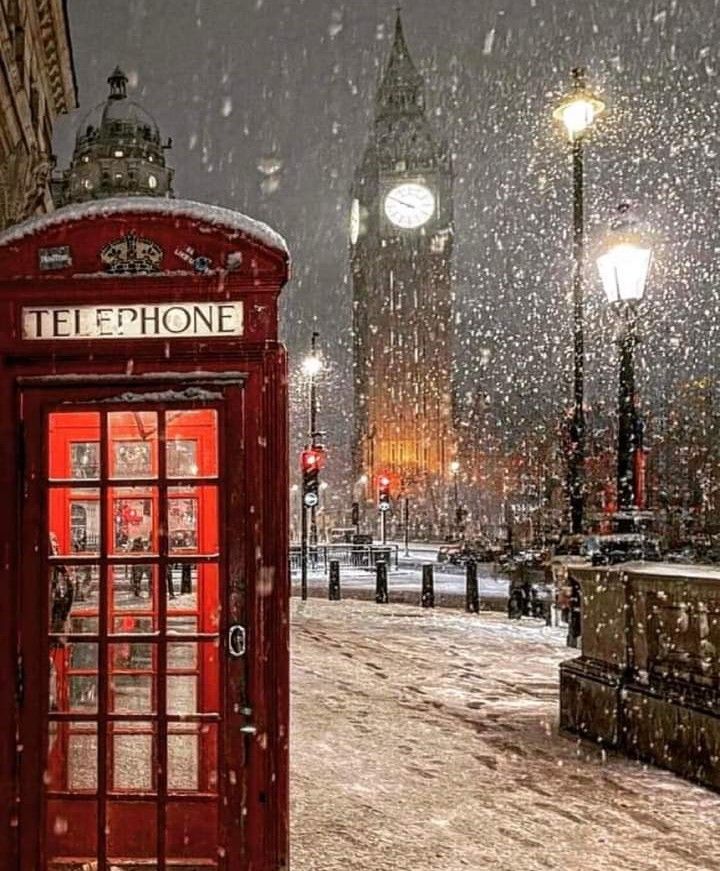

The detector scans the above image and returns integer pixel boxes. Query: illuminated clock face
[384,183,435,229]
[350,198,360,244]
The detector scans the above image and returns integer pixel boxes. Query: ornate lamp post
[596,205,653,533]
[554,68,606,535]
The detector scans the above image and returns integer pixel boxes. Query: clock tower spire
[351,12,456,537]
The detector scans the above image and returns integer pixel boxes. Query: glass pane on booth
[46,721,98,792]
[166,408,218,478]
[168,486,218,555]
[166,563,219,633]
[108,411,158,479]
[49,489,101,557]
[167,641,219,715]
[109,642,155,714]
[110,487,158,554]
[110,721,155,792]
[111,563,157,612]
[48,565,100,636]
[49,412,101,480]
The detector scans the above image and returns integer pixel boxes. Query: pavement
[291,598,720,871]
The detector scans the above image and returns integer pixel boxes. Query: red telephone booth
[0,198,290,871]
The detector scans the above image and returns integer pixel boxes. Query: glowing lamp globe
[597,211,653,304]
[301,354,322,378]
[553,72,605,140]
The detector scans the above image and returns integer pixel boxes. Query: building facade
[351,13,456,533]
[0,0,76,228]
[53,66,174,206]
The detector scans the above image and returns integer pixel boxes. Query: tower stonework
[351,14,456,533]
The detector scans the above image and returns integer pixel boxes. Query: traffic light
[301,448,323,508]
[378,474,391,512]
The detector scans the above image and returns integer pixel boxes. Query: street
[291,599,720,871]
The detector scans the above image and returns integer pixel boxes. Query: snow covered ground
[291,599,720,871]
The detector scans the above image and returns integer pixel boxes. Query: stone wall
[0,0,76,228]
[560,562,720,790]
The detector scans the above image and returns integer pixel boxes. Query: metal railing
[289,543,399,573]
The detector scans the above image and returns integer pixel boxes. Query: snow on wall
[0,196,289,257]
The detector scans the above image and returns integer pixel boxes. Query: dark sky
[55,0,720,494]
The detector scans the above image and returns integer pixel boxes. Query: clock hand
[389,195,418,209]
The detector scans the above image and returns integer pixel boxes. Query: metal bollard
[466,559,480,613]
[328,559,341,601]
[375,560,389,604]
[421,563,434,608]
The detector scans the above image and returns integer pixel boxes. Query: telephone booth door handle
[228,624,246,658]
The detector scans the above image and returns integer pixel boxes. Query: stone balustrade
[560,562,720,790]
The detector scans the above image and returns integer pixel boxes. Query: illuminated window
[148,174,158,189]
[70,442,100,479]
[113,149,124,158]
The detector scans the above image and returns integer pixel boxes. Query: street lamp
[597,204,653,532]
[554,68,606,536]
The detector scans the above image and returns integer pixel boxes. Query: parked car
[437,542,461,563]
[448,539,499,565]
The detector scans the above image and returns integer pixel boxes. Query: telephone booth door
[19,386,249,870]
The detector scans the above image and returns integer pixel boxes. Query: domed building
[53,67,174,206]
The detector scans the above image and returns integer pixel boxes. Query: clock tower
[351,13,456,533]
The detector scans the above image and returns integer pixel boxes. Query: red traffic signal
[377,473,392,510]
[300,447,325,471]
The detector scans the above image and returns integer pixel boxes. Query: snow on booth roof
[0,196,289,258]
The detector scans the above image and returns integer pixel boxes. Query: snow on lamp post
[597,204,653,532]
[553,68,606,537]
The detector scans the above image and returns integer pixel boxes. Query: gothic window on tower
[431,232,449,254]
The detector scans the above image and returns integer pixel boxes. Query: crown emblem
[100,232,164,274]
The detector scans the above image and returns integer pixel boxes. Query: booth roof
[0,197,289,257]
